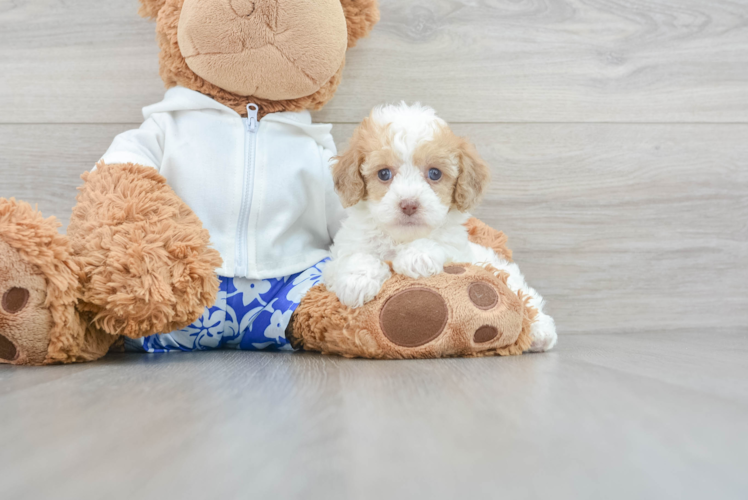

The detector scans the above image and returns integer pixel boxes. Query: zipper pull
[246,103,259,133]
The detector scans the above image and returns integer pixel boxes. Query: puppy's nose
[400,200,420,216]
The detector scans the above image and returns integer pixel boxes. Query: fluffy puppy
[323,103,557,352]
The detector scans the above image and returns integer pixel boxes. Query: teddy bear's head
[139,0,379,116]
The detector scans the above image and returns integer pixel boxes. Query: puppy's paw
[528,312,557,352]
[324,255,392,309]
[393,248,443,279]
[334,274,387,308]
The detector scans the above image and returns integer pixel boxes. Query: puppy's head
[333,103,490,242]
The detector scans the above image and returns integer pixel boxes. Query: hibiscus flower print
[178,306,226,349]
[263,309,294,342]
[230,278,272,307]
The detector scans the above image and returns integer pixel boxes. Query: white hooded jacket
[100,86,345,279]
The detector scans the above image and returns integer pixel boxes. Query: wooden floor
[1,331,747,500]
[1,0,747,497]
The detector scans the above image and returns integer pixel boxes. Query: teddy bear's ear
[138,0,167,20]
[340,0,380,48]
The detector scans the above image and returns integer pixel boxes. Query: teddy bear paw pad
[3,287,30,314]
[379,288,448,347]
[0,287,30,361]
[370,264,527,357]
[0,239,56,365]
[0,333,17,361]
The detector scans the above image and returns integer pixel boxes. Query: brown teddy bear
[0,0,543,365]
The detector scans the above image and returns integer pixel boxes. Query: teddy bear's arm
[67,162,222,339]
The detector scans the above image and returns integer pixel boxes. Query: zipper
[234,103,259,277]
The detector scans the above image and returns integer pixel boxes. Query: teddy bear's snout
[177,0,348,100]
[230,0,278,24]
[179,0,277,58]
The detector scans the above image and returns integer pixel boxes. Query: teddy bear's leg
[466,219,557,352]
[0,198,117,365]
[482,259,557,352]
[0,238,56,365]
[468,243,557,352]
[291,264,538,359]
[291,218,555,359]
[67,162,223,339]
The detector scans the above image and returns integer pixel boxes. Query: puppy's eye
[378,168,392,181]
[428,168,442,181]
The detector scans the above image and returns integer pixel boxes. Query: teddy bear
[0,0,551,365]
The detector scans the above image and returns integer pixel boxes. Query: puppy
[323,103,557,352]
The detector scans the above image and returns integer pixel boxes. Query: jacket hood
[143,87,336,152]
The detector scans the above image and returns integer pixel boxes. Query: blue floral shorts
[124,259,328,353]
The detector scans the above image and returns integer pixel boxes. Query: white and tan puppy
[323,103,557,352]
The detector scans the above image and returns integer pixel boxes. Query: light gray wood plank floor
[1,331,747,500]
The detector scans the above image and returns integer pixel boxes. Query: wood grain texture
[0,124,133,223]
[2,0,747,497]
[1,0,747,123]
[2,123,746,335]
[1,331,747,500]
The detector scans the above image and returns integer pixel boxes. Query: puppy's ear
[138,0,167,20]
[453,139,491,212]
[332,129,368,208]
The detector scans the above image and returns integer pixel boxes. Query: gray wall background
[1,0,746,336]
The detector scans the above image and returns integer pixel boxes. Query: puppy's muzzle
[399,199,420,216]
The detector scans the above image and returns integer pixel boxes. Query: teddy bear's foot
[0,239,55,365]
[291,263,537,359]
[0,198,117,365]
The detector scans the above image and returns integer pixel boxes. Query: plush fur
[68,162,223,338]
[323,103,557,352]
[0,162,222,365]
[144,0,379,117]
